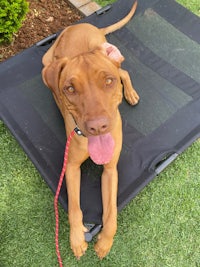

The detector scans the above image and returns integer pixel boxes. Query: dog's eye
[68,86,75,93]
[64,85,75,94]
[105,78,113,86]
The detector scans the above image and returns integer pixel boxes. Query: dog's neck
[66,113,85,137]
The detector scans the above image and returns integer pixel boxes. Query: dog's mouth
[88,133,115,165]
[72,114,115,165]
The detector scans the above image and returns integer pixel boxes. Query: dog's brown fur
[42,0,139,259]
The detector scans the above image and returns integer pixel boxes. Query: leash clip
[74,126,83,136]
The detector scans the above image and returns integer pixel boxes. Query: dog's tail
[101,0,138,35]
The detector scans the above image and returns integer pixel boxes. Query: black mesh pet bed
[0,0,200,232]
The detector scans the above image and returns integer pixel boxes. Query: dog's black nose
[85,117,109,135]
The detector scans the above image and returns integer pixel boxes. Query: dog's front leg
[66,163,88,259]
[94,112,122,259]
[94,165,118,259]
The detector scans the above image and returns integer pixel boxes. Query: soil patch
[0,0,83,61]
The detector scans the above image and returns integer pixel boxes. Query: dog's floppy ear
[42,57,68,93]
[42,58,68,108]
[101,42,124,65]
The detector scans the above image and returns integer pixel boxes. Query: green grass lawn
[1,1,200,266]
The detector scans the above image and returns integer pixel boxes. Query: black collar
[74,126,84,136]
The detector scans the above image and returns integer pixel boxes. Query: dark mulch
[0,0,83,62]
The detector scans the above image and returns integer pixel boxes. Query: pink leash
[54,129,76,267]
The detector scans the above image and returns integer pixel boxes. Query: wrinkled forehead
[62,52,119,79]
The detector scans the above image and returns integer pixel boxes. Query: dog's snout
[85,117,109,135]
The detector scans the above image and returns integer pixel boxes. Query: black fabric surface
[0,0,200,224]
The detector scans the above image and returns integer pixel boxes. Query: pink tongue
[88,133,115,165]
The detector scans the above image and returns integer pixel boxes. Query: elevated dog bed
[1,0,200,231]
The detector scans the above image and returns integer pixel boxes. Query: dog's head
[42,43,124,138]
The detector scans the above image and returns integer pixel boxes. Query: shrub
[0,0,29,44]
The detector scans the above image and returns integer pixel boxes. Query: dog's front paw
[124,88,140,106]
[94,232,114,259]
[70,225,88,259]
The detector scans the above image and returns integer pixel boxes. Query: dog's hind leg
[119,68,139,106]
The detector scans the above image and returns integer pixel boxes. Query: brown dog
[42,0,139,259]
